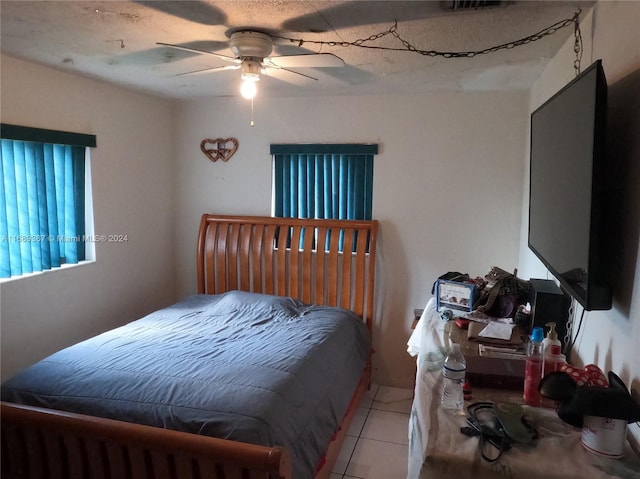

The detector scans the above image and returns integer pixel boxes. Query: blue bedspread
[1,291,371,479]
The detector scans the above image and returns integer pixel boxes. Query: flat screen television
[528,59,612,311]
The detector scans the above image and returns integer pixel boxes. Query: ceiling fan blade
[176,65,240,76]
[156,42,239,64]
[265,53,344,69]
[263,67,318,85]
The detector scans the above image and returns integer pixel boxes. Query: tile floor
[329,385,414,479]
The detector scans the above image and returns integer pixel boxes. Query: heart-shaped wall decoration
[200,138,239,162]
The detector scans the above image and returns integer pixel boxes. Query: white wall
[0,54,177,380]
[173,91,528,387]
[517,2,640,446]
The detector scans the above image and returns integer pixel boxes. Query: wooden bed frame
[1,214,378,479]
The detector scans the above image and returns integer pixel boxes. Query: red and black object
[463,380,473,401]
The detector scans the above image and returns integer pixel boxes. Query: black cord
[462,402,512,462]
[479,432,509,463]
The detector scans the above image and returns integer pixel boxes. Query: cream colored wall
[173,91,528,387]
[517,1,640,446]
[0,54,177,380]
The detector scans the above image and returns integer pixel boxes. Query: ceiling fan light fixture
[240,59,261,99]
[241,59,262,76]
[240,76,259,99]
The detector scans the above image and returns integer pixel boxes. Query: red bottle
[523,327,544,406]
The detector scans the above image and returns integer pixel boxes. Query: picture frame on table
[436,279,476,313]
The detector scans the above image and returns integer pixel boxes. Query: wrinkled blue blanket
[2,291,371,479]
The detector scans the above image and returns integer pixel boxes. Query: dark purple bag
[475,267,529,318]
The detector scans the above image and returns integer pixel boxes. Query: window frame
[270,143,377,221]
[1,123,96,280]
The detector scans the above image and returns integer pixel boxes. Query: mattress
[2,290,371,479]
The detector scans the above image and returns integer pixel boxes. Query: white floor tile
[358,384,379,409]
[346,407,369,437]
[360,409,409,445]
[372,386,414,414]
[332,434,357,475]
[336,383,411,478]
[345,438,408,479]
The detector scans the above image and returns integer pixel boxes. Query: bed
[1,214,379,479]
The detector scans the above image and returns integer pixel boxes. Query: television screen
[528,60,611,311]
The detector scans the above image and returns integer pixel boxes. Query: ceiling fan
[157,30,345,99]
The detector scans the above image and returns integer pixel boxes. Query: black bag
[475,267,530,318]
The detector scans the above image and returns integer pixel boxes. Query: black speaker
[529,279,571,345]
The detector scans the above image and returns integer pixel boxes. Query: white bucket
[581,415,626,458]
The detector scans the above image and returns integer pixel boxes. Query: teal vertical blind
[271,144,377,221]
[1,124,95,278]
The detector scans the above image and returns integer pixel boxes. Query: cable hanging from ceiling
[275,9,583,75]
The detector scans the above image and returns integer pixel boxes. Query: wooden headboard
[196,214,378,333]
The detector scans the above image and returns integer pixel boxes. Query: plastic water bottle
[524,327,544,406]
[441,343,466,414]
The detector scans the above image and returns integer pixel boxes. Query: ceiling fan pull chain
[250,98,255,127]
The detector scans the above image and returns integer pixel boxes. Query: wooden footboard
[1,365,369,479]
[1,401,291,479]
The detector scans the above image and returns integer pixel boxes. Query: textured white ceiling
[0,1,593,99]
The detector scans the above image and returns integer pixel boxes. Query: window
[1,124,96,279]
[271,144,377,221]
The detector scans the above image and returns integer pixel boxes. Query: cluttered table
[406,298,640,479]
